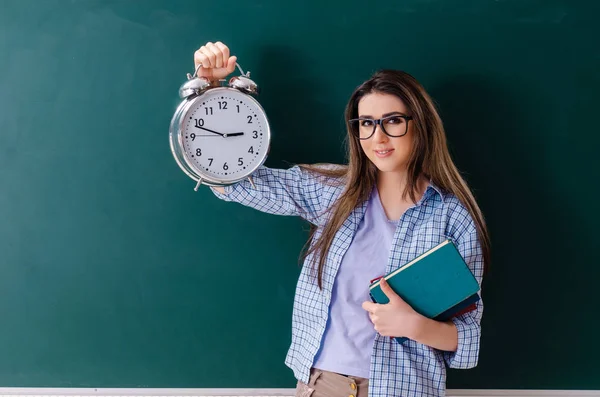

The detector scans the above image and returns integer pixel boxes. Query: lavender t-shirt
[312,186,398,378]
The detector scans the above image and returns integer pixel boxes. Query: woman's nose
[373,123,389,142]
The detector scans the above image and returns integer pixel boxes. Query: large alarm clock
[169,63,271,190]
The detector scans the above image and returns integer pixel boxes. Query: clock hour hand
[194,126,244,138]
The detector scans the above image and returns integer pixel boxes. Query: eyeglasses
[349,114,413,140]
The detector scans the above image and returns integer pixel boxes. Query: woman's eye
[386,116,404,124]
[361,119,374,126]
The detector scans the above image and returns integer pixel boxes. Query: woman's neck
[377,169,428,202]
[375,169,429,221]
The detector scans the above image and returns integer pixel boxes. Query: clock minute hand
[194,126,244,138]
[194,125,225,137]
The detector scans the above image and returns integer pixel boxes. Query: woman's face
[357,92,414,175]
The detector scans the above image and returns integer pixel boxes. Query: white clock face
[180,88,269,183]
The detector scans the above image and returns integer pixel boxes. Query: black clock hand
[195,125,225,136]
[194,126,245,138]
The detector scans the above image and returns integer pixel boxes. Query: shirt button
[350,383,356,390]
[349,395,355,397]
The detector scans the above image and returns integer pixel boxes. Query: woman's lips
[374,149,394,158]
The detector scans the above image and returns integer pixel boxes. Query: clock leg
[248,176,256,189]
[194,178,203,191]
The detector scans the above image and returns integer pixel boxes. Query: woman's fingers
[202,45,216,67]
[206,42,223,68]
[194,48,210,69]
[215,41,229,66]
[226,55,238,73]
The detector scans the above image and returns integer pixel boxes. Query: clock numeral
[223,162,229,170]
[238,158,244,166]
[252,130,258,139]
[236,105,240,113]
[218,101,228,110]
[248,146,254,154]
[247,115,253,124]
[208,158,214,166]
[196,148,202,156]
[205,107,213,115]
[194,118,205,127]
[190,133,196,141]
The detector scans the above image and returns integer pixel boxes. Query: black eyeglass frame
[349,114,413,140]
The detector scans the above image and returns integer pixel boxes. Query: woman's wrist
[407,312,429,341]
[409,315,458,352]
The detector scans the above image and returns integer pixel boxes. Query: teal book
[369,239,480,344]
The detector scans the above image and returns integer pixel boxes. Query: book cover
[369,239,480,344]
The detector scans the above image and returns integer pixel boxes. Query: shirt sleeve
[443,229,485,369]
[209,164,327,226]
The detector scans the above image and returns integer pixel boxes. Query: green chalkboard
[1,0,599,390]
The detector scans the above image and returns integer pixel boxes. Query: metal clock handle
[189,62,251,80]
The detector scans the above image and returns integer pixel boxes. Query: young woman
[195,41,490,397]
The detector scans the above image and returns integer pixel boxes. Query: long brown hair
[298,70,490,289]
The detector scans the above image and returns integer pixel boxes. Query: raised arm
[210,164,329,226]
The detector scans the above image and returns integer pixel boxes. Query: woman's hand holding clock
[194,41,238,82]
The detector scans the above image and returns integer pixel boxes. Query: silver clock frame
[169,65,271,191]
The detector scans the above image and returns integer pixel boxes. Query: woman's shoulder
[440,191,477,239]
[293,163,347,215]
[296,162,348,188]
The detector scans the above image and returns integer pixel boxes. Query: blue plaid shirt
[211,165,484,397]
